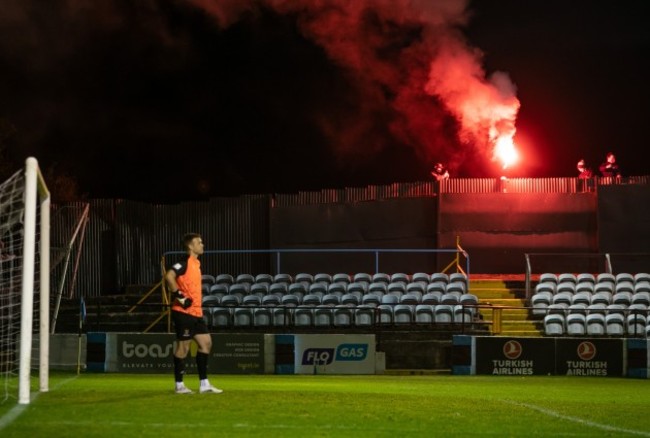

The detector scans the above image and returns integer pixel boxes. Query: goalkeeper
[165,232,222,394]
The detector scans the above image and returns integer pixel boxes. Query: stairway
[469,277,542,337]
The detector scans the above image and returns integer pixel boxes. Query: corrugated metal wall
[56,176,649,297]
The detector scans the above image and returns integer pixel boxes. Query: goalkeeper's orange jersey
[170,255,203,317]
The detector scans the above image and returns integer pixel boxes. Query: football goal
[0,157,50,405]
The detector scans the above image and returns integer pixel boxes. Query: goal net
[0,157,50,405]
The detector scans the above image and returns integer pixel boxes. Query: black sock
[196,352,208,380]
[173,355,185,383]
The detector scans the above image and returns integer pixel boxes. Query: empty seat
[314,306,333,327]
[368,282,387,297]
[571,292,591,306]
[615,281,634,295]
[633,273,650,284]
[215,273,234,286]
[594,282,614,295]
[202,295,221,307]
[273,273,293,285]
[242,295,261,306]
[612,291,632,307]
[615,273,635,285]
[254,273,274,285]
[361,294,381,307]
[557,273,577,285]
[568,303,588,316]
[294,273,314,285]
[446,281,467,296]
[590,291,612,306]
[555,283,576,295]
[393,304,414,324]
[426,281,447,295]
[586,313,606,335]
[539,273,558,285]
[400,294,419,306]
[327,282,347,297]
[632,291,650,307]
[353,273,372,284]
[372,273,391,284]
[233,307,254,327]
[454,304,474,323]
[387,282,406,297]
[235,273,255,286]
[273,307,290,326]
[411,272,431,284]
[547,303,568,316]
[333,305,354,327]
[321,294,340,306]
[302,294,321,306]
[220,294,240,307]
[544,313,565,335]
[576,273,596,285]
[208,284,228,298]
[434,304,454,323]
[378,305,393,324]
[626,313,647,337]
[406,282,426,296]
[293,306,313,327]
[575,282,594,295]
[210,307,232,328]
[552,292,572,306]
[308,282,328,297]
[566,313,586,336]
[587,303,608,315]
[228,284,248,300]
[313,273,333,284]
[281,294,300,307]
[250,283,269,298]
[201,274,215,285]
[332,273,352,285]
[354,305,375,327]
[534,282,555,295]
[440,293,460,305]
[605,312,625,336]
[261,293,280,307]
[288,283,307,300]
[381,294,399,305]
[430,272,449,284]
[531,291,552,317]
[596,273,616,286]
[347,282,367,295]
[422,292,442,306]
[269,282,288,297]
[391,273,410,284]
[449,272,468,286]
[415,304,435,324]
[341,293,360,306]
[253,307,273,327]
[635,281,650,294]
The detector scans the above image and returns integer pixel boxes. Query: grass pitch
[2,373,650,437]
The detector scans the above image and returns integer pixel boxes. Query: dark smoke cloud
[0,0,517,201]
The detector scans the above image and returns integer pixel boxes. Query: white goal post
[3,157,51,405]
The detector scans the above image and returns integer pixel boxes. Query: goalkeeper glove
[172,291,193,309]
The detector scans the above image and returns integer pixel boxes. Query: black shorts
[171,310,209,340]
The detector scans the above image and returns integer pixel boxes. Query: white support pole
[19,157,38,405]
[39,194,51,392]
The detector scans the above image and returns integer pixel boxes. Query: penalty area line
[501,399,650,437]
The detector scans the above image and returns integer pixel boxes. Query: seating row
[544,312,650,337]
[538,272,650,286]
[201,272,468,288]
[531,291,650,316]
[203,279,468,298]
[202,303,481,328]
[534,280,650,296]
[202,291,479,307]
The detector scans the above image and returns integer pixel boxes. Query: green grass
[2,373,650,437]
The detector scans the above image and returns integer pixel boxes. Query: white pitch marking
[502,399,650,437]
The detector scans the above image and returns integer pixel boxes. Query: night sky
[1,0,648,203]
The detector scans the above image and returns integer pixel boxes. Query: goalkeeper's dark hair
[182,233,202,251]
